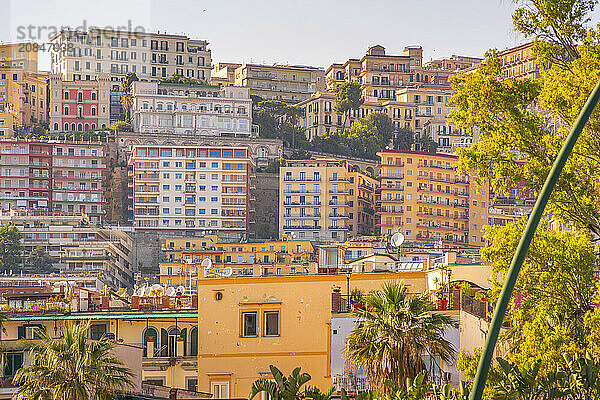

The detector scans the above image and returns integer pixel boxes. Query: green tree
[120,72,138,123]
[479,221,596,369]
[344,281,456,393]
[365,112,396,150]
[0,224,21,273]
[393,128,415,151]
[159,74,209,86]
[346,119,383,159]
[26,246,55,273]
[415,133,438,153]
[450,1,600,236]
[13,322,134,399]
[335,81,364,132]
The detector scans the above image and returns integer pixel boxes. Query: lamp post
[346,272,351,313]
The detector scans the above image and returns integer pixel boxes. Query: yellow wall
[197,272,427,397]
[1,314,198,391]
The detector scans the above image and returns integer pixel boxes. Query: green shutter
[180,328,187,356]
[190,327,198,357]
[160,328,168,357]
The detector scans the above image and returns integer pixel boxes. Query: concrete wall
[250,172,279,240]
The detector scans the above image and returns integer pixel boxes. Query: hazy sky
[1,0,528,71]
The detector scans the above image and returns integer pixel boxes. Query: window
[263,311,279,336]
[187,377,198,392]
[4,352,23,378]
[90,323,107,340]
[242,311,258,337]
[211,382,229,399]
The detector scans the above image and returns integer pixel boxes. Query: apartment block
[49,29,212,82]
[0,45,48,135]
[0,79,21,137]
[424,55,483,72]
[211,62,241,86]
[129,145,254,241]
[158,236,315,287]
[0,44,38,71]
[499,42,542,80]
[279,159,377,242]
[0,140,108,223]
[299,87,469,151]
[234,63,325,103]
[48,73,110,133]
[377,150,489,247]
[131,81,254,137]
[0,211,133,288]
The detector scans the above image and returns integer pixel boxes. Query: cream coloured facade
[279,159,377,242]
[377,149,489,247]
[129,145,254,241]
[234,63,325,103]
[131,81,254,137]
[50,29,211,82]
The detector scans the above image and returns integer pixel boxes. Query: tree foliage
[158,74,210,86]
[14,322,134,400]
[26,246,55,274]
[344,281,456,393]
[120,72,138,123]
[249,365,332,400]
[0,224,22,273]
[335,81,364,131]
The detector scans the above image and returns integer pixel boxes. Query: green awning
[8,311,198,321]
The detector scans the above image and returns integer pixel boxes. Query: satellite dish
[166,287,176,297]
[201,258,212,268]
[185,258,193,264]
[390,232,405,247]
[223,267,233,277]
[176,285,186,294]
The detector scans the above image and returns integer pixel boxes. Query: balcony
[381,174,404,180]
[284,225,321,230]
[329,214,349,218]
[328,201,350,206]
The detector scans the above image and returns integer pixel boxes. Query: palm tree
[344,281,456,393]
[249,365,321,400]
[13,322,134,400]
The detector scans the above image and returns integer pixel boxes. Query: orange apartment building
[377,149,489,248]
[499,42,543,80]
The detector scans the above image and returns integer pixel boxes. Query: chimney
[131,295,139,310]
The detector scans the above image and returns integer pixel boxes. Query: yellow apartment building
[0,79,21,137]
[0,69,48,134]
[0,44,39,71]
[1,303,199,392]
[211,62,242,86]
[196,271,429,398]
[377,150,489,247]
[234,64,325,103]
[279,159,378,242]
[159,236,316,286]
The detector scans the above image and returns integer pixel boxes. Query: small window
[242,312,257,337]
[263,311,279,336]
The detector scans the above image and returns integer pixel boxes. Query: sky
[0,0,527,71]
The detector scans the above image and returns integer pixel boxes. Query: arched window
[64,106,69,115]
[77,123,83,132]
[424,75,429,83]
[91,123,96,130]
[91,92,97,101]
[142,327,158,357]
[64,123,69,131]
[189,326,198,356]
[71,123,76,131]
[416,73,420,82]
[84,123,89,131]
[77,92,83,102]
[54,123,59,131]
[162,327,186,357]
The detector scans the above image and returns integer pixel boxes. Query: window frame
[263,310,280,337]
[241,311,258,337]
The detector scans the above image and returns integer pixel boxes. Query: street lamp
[346,272,351,312]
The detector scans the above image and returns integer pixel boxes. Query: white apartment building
[50,29,212,83]
[129,145,254,242]
[131,81,255,137]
